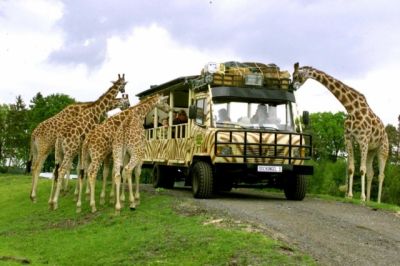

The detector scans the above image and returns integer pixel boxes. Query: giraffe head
[112,74,128,94]
[113,93,130,110]
[154,94,170,113]
[292,62,311,89]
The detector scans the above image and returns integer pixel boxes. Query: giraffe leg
[112,150,124,215]
[120,155,129,202]
[48,164,59,208]
[109,167,115,204]
[366,151,375,202]
[114,168,123,214]
[359,143,369,202]
[76,169,84,213]
[344,134,355,199]
[88,161,101,213]
[123,156,137,210]
[122,166,135,210]
[62,168,70,193]
[30,149,50,202]
[51,155,74,210]
[377,149,388,204]
[134,161,143,206]
[100,156,111,205]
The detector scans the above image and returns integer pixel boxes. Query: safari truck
[137,61,313,200]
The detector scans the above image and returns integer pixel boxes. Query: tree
[5,96,29,168]
[385,124,399,163]
[28,93,76,133]
[306,112,347,161]
[0,104,10,169]
[27,93,76,171]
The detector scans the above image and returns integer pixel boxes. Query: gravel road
[150,185,400,266]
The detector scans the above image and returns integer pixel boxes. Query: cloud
[47,0,400,79]
[100,23,238,102]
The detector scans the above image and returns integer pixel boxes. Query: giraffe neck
[90,83,122,119]
[136,95,161,120]
[303,67,368,114]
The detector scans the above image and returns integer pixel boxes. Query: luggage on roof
[202,61,291,90]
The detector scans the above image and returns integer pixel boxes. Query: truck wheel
[163,168,175,189]
[152,164,164,188]
[284,173,307,201]
[152,164,174,189]
[191,161,213,198]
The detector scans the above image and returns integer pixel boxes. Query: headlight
[219,146,233,156]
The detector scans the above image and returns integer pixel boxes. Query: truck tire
[191,161,213,198]
[152,164,175,189]
[152,164,163,188]
[284,173,307,201]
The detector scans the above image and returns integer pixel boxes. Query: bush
[309,159,400,206]
[381,164,400,205]
[308,159,348,197]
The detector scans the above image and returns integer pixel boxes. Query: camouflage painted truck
[137,61,313,200]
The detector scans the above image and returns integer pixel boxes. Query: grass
[258,188,400,212]
[0,174,315,266]
[309,193,400,212]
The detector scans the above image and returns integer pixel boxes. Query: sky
[1,0,400,125]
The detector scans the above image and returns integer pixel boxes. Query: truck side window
[195,98,206,125]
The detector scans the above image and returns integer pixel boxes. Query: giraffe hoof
[99,198,105,205]
[30,196,37,203]
[76,207,81,214]
[91,207,97,213]
[130,205,136,211]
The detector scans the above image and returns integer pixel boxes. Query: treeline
[0,93,75,173]
[1,95,399,205]
[304,112,400,205]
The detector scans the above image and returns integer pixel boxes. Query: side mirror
[302,111,310,126]
[189,105,197,119]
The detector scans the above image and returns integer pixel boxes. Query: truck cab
[137,61,313,200]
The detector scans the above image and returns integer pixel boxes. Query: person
[173,110,188,124]
[266,105,280,124]
[250,104,268,124]
[173,109,188,138]
[158,117,169,139]
[217,108,231,123]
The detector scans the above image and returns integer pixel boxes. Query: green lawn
[0,174,315,266]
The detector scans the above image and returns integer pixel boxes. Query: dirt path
[149,185,400,266]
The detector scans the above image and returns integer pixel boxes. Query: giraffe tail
[26,135,35,174]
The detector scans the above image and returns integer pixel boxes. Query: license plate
[257,165,283,173]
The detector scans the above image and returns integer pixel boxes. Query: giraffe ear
[294,62,299,72]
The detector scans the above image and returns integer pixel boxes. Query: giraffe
[72,95,130,201]
[292,63,389,203]
[82,94,169,213]
[29,101,91,202]
[30,96,129,203]
[48,74,128,210]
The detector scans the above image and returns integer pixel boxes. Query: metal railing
[214,129,312,164]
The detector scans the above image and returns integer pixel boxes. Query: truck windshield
[213,101,294,131]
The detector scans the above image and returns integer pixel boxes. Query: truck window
[195,98,207,125]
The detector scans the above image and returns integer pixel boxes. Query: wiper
[216,122,246,129]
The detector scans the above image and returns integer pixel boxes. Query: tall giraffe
[82,94,169,213]
[30,96,129,203]
[292,63,388,203]
[72,95,130,200]
[48,74,128,210]
[29,102,91,202]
